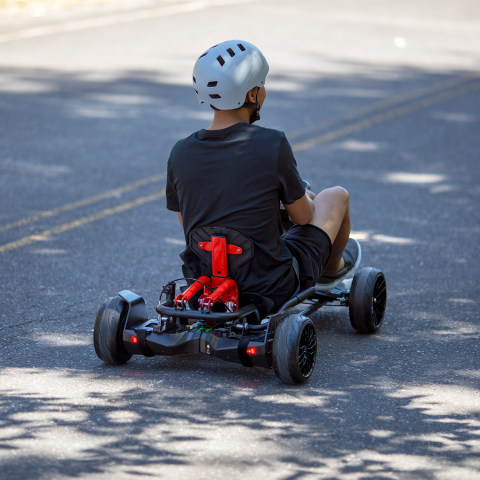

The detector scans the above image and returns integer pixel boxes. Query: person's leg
[309,186,350,274]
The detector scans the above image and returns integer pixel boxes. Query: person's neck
[207,108,251,130]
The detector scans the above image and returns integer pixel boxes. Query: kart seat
[188,226,253,276]
[174,226,257,313]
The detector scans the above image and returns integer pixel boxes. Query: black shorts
[282,224,333,289]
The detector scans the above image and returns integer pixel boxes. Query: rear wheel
[273,314,317,385]
[349,267,387,333]
[94,296,132,364]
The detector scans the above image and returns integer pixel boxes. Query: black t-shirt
[166,122,306,311]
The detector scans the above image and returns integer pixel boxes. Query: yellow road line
[287,73,479,141]
[0,190,165,254]
[1,76,474,235]
[1,77,479,255]
[292,80,480,152]
[0,173,165,233]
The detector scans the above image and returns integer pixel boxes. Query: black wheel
[93,296,132,365]
[273,314,317,385]
[349,267,387,333]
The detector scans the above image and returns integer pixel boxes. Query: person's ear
[245,87,258,104]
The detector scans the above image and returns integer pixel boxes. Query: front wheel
[94,296,132,365]
[349,267,387,333]
[273,314,317,385]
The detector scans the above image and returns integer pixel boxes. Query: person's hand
[306,189,316,200]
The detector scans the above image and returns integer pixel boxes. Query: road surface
[1,1,479,478]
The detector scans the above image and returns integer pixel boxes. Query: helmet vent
[207,81,218,87]
[193,76,196,83]
[237,43,246,51]
[209,94,221,99]
[198,52,207,59]
[217,56,225,66]
[227,48,235,57]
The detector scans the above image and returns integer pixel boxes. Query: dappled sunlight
[164,236,186,246]
[453,370,480,381]
[323,451,478,480]
[267,77,303,92]
[315,87,389,99]
[9,408,88,425]
[73,106,117,118]
[391,307,479,343]
[0,158,72,178]
[429,324,478,338]
[255,391,331,407]
[351,230,418,245]
[34,332,91,347]
[448,297,475,305]
[349,355,380,367]
[30,247,67,255]
[372,234,417,245]
[72,92,164,118]
[431,111,477,123]
[0,66,212,125]
[337,139,385,152]
[1,364,478,478]
[350,230,370,241]
[90,93,154,105]
[105,409,142,424]
[0,76,54,93]
[389,384,480,416]
[0,13,478,479]
[429,184,456,194]
[384,172,446,185]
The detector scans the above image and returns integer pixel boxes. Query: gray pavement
[0,0,479,478]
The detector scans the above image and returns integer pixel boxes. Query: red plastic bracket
[174,234,243,312]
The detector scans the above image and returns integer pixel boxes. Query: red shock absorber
[174,234,243,312]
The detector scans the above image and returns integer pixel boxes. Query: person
[166,40,359,315]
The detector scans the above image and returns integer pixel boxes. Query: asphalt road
[1,1,479,479]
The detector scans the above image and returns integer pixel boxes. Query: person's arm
[177,212,183,227]
[283,189,315,226]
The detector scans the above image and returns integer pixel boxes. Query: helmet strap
[244,102,261,124]
[243,88,261,124]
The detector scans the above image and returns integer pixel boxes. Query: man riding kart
[93,40,385,385]
[166,40,360,315]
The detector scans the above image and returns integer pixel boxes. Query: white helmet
[193,40,269,110]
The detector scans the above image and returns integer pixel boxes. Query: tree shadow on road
[0,62,479,479]
[1,297,479,479]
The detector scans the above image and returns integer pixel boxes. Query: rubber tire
[273,314,317,385]
[349,267,387,333]
[93,296,132,365]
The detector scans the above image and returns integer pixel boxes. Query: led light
[246,347,257,355]
[131,336,138,344]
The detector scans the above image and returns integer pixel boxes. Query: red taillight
[131,336,138,344]
[246,347,257,355]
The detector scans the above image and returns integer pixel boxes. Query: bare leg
[309,186,350,274]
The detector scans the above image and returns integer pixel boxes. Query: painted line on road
[292,79,480,152]
[0,0,256,43]
[0,190,165,254]
[0,173,166,233]
[1,77,478,254]
[287,73,479,141]
[0,76,473,235]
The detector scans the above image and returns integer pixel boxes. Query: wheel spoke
[298,322,316,376]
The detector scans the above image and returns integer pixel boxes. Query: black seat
[184,226,274,317]
[188,226,254,277]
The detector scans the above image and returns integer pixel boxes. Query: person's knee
[311,185,349,231]
[325,186,349,209]
[333,185,349,199]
